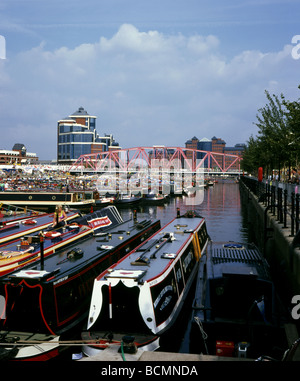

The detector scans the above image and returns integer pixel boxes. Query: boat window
[198,224,208,248]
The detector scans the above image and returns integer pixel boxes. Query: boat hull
[0,331,61,361]
[141,194,168,205]
[0,218,92,277]
[189,242,289,359]
[114,196,140,207]
[83,211,209,357]
[0,191,94,212]
[0,210,161,359]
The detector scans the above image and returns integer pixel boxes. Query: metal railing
[240,176,300,240]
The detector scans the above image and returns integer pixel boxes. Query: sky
[0,0,300,160]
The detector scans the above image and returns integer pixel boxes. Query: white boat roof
[100,215,206,284]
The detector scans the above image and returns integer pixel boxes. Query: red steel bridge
[69,146,242,174]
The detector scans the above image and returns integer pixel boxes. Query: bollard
[284,190,288,228]
[291,192,295,237]
[296,194,299,234]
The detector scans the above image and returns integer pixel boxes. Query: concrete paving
[79,344,252,361]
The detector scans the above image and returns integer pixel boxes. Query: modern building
[57,107,120,165]
[198,137,212,168]
[210,136,226,169]
[185,136,201,160]
[185,136,245,170]
[185,137,213,168]
[211,136,226,153]
[224,144,246,170]
[185,137,213,152]
[0,144,38,165]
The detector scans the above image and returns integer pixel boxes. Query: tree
[282,87,300,173]
[242,87,300,179]
[241,135,261,174]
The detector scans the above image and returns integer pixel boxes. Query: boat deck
[0,210,79,244]
[100,216,206,284]
[0,224,91,266]
[7,214,159,283]
[206,241,271,280]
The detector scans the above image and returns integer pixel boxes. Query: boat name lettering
[88,216,112,229]
[160,295,172,311]
[183,250,193,272]
[53,276,68,285]
[153,285,173,309]
[149,279,158,286]
[176,267,182,282]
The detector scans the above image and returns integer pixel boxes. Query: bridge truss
[69,146,242,174]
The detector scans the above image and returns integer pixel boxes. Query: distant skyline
[1,0,300,159]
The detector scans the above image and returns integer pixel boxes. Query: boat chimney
[39,231,45,270]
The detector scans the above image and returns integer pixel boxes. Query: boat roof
[99,214,207,284]
[0,210,79,244]
[206,241,271,281]
[6,211,159,283]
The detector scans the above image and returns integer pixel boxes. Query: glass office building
[57,107,119,164]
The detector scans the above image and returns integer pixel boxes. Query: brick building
[0,144,38,165]
[185,136,245,170]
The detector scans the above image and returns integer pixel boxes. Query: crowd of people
[267,168,300,184]
[0,173,97,193]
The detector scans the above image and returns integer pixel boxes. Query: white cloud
[0,23,298,159]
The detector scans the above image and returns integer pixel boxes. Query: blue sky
[0,0,299,160]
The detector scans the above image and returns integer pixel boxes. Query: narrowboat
[141,193,168,205]
[81,209,209,357]
[189,242,289,359]
[0,207,120,277]
[0,191,95,212]
[0,207,160,360]
[0,209,79,245]
[114,194,141,207]
[0,204,44,225]
[94,196,115,208]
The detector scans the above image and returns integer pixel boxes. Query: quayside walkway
[239,176,300,298]
[241,176,299,240]
[79,345,252,361]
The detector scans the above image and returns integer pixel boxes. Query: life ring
[22,219,37,225]
[44,231,61,238]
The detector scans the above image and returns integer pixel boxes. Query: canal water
[116,179,249,354]
[61,180,247,359]
[120,180,247,243]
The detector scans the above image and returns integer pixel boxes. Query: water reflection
[198,182,248,243]
[120,181,248,244]
[117,181,249,354]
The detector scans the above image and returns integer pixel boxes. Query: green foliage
[242,87,300,177]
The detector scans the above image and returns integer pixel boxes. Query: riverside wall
[239,177,300,303]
